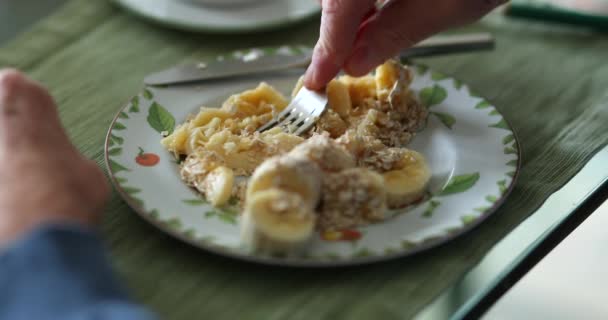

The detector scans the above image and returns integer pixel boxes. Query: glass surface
[415,145,608,319]
[483,200,608,319]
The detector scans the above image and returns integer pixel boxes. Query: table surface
[1,1,608,319]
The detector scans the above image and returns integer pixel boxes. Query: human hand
[304,0,507,90]
[0,70,110,246]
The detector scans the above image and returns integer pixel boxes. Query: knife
[144,33,494,86]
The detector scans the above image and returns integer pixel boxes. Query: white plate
[105,46,520,267]
[112,0,321,33]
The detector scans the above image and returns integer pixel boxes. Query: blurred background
[1,0,607,319]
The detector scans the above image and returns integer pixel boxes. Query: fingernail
[304,44,334,90]
[304,48,322,90]
[345,45,375,76]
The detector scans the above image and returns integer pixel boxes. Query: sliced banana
[326,78,352,119]
[240,188,316,254]
[288,134,355,172]
[383,150,431,208]
[202,166,235,206]
[246,156,322,208]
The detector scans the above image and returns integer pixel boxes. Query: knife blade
[144,33,494,86]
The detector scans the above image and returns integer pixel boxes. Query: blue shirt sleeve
[0,224,157,320]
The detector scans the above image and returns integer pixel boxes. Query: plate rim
[111,0,321,34]
[104,63,522,268]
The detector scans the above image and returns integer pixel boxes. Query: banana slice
[240,188,316,254]
[246,156,322,208]
[383,150,431,208]
[202,166,235,206]
[326,78,352,118]
[288,134,355,172]
[319,168,386,230]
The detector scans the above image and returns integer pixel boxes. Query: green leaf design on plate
[108,148,122,156]
[502,134,515,145]
[461,215,477,225]
[130,196,144,206]
[110,134,124,145]
[506,159,518,167]
[486,195,498,203]
[475,100,491,109]
[507,171,516,178]
[324,252,340,260]
[183,199,207,206]
[420,85,448,107]
[205,210,237,225]
[453,79,463,90]
[440,172,480,196]
[504,146,517,154]
[199,235,216,243]
[184,229,196,238]
[143,88,154,100]
[444,227,462,235]
[122,186,141,195]
[115,177,127,184]
[113,122,126,130]
[129,96,140,113]
[164,218,182,230]
[489,109,500,116]
[401,240,417,250]
[469,89,484,99]
[431,71,448,81]
[384,247,398,255]
[354,248,372,258]
[415,64,429,75]
[474,206,490,213]
[118,111,129,119]
[498,179,507,193]
[431,111,456,129]
[149,209,160,219]
[490,119,509,130]
[109,159,130,173]
[147,102,175,134]
[422,200,441,218]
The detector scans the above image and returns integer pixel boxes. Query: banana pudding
[161,60,430,254]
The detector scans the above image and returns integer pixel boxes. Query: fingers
[0,69,58,121]
[304,0,376,90]
[344,0,505,76]
[0,69,66,149]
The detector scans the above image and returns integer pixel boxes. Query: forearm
[0,224,156,320]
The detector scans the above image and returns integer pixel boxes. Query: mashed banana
[162,60,429,233]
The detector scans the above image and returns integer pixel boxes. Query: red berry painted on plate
[135,147,160,167]
[321,229,362,242]
[341,229,362,241]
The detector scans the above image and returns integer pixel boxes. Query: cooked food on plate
[161,59,430,254]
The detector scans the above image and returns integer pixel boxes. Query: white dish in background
[112,0,321,33]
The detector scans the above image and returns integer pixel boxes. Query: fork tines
[257,88,327,136]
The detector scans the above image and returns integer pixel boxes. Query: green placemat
[1,1,607,319]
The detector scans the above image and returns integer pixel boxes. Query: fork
[256,87,327,136]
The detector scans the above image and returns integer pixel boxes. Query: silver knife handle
[404,33,495,58]
[144,33,495,86]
